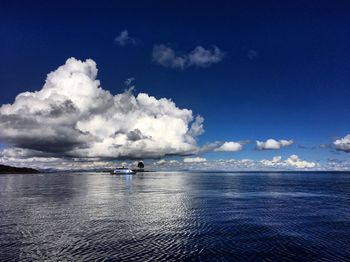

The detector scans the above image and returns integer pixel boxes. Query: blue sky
[0,0,349,170]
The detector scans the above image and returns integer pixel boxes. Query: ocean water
[0,171,349,261]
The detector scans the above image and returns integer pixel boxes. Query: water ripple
[0,172,350,261]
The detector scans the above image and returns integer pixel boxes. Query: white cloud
[153,159,179,167]
[334,134,350,152]
[152,45,186,69]
[188,46,225,67]
[115,30,136,46]
[155,159,167,165]
[325,158,350,171]
[286,155,316,169]
[152,44,224,69]
[120,156,324,170]
[0,147,333,171]
[188,116,204,137]
[272,156,282,162]
[260,156,282,166]
[183,157,207,163]
[260,155,316,169]
[214,141,243,152]
[0,58,204,159]
[256,139,293,150]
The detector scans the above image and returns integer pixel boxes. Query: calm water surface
[0,172,350,261]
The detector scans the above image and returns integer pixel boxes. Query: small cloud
[247,49,259,60]
[152,44,224,70]
[152,45,186,69]
[183,157,207,163]
[256,139,293,150]
[115,30,136,46]
[155,159,166,165]
[214,141,243,152]
[188,46,225,67]
[333,134,350,152]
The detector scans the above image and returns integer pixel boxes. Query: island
[0,164,40,174]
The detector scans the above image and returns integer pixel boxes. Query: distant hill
[0,164,40,174]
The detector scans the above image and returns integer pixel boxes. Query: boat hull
[110,169,136,175]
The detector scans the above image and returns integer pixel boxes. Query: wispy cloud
[124,77,135,87]
[192,140,246,154]
[152,44,225,69]
[115,30,136,46]
[247,49,259,60]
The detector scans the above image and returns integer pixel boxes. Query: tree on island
[137,161,144,169]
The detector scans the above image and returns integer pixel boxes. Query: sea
[0,171,349,261]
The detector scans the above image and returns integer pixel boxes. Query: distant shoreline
[1,164,349,174]
[0,164,40,174]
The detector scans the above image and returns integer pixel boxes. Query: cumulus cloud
[115,30,136,46]
[183,157,207,163]
[214,141,243,152]
[334,134,350,152]
[260,155,316,169]
[0,147,329,171]
[0,58,204,159]
[256,139,293,150]
[260,156,282,166]
[153,155,318,171]
[286,155,316,168]
[152,44,224,69]
[121,155,324,171]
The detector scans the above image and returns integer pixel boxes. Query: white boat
[111,167,135,175]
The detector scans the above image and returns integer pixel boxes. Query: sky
[0,0,349,170]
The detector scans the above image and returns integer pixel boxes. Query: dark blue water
[0,172,350,261]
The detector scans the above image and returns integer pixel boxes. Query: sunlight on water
[0,172,350,261]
